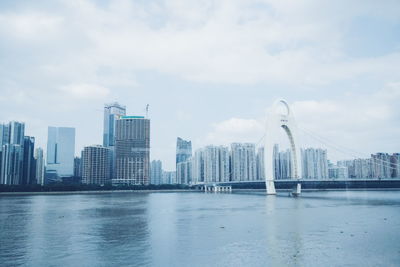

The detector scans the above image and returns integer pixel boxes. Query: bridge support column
[266,180,276,195]
[292,182,301,196]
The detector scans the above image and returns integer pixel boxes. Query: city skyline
[0,1,399,170]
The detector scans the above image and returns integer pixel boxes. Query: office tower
[34,148,45,185]
[103,102,126,147]
[46,127,75,182]
[256,147,265,180]
[301,148,328,179]
[0,122,25,185]
[22,136,35,184]
[150,160,163,185]
[82,145,111,185]
[74,156,82,179]
[114,116,150,185]
[103,102,126,179]
[192,149,205,183]
[176,137,192,166]
[230,143,256,182]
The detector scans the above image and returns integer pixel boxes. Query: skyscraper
[114,116,150,185]
[256,147,265,180]
[82,145,111,185]
[301,148,328,179]
[46,127,75,182]
[176,137,192,166]
[34,148,45,185]
[230,143,256,181]
[0,122,25,185]
[22,136,35,184]
[192,149,205,183]
[103,102,126,179]
[150,160,163,185]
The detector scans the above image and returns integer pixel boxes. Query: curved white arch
[264,99,302,195]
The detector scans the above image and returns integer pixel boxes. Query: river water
[0,190,399,266]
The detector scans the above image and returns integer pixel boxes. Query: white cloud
[59,84,110,99]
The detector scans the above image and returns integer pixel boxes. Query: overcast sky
[0,0,399,170]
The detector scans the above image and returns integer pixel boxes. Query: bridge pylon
[264,99,302,195]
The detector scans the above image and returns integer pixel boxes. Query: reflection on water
[0,191,399,266]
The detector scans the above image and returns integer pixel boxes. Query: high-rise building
[391,153,400,178]
[192,149,205,183]
[177,160,192,184]
[103,102,126,179]
[201,145,230,183]
[256,147,265,180]
[103,102,126,147]
[22,136,35,184]
[114,116,150,185]
[176,137,192,166]
[46,127,75,182]
[230,143,256,181]
[273,145,292,180]
[371,153,391,179]
[301,148,328,179]
[34,148,45,185]
[74,156,82,179]
[0,122,25,185]
[82,145,111,185]
[162,171,176,184]
[150,160,163,185]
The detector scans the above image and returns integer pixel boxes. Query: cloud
[59,83,110,99]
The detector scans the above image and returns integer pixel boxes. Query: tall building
[150,160,163,185]
[82,145,111,185]
[22,136,35,184]
[176,137,192,166]
[74,156,82,179]
[103,102,126,179]
[230,143,256,182]
[391,153,400,178]
[34,148,45,185]
[0,122,25,185]
[46,127,75,182]
[201,145,230,183]
[192,149,205,183]
[273,145,292,180]
[256,147,265,180]
[371,153,391,179]
[301,148,328,179]
[114,116,150,185]
[162,171,176,184]
[103,102,126,147]
[176,160,192,184]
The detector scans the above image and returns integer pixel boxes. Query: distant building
[46,127,75,182]
[162,171,176,184]
[114,116,150,185]
[103,102,126,179]
[256,147,265,180]
[391,153,400,178]
[82,145,111,185]
[177,159,192,184]
[176,137,192,166]
[230,143,256,181]
[0,122,25,185]
[74,156,82,179]
[34,148,45,185]
[328,165,349,179]
[371,153,391,179]
[301,148,328,179]
[273,144,292,180]
[150,160,163,185]
[192,149,205,183]
[103,102,126,147]
[22,136,35,184]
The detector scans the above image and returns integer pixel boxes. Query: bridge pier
[266,180,276,195]
[291,182,301,196]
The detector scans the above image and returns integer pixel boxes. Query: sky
[0,0,399,170]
